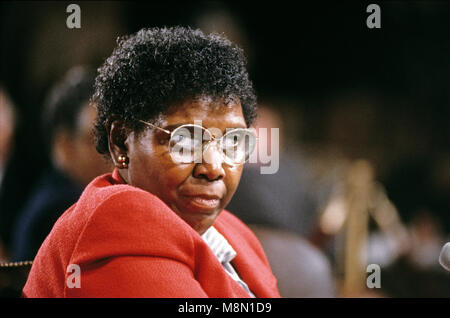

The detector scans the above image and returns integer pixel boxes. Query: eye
[171,134,191,149]
[220,129,257,165]
[170,128,203,152]
[223,130,244,149]
[172,134,186,144]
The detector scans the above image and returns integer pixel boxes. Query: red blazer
[23,169,280,298]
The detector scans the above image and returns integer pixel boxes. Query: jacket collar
[214,215,279,298]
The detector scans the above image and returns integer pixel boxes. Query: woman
[23,27,280,298]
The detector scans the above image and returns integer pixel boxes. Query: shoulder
[67,174,198,269]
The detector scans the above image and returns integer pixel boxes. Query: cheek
[163,165,194,192]
[224,165,244,196]
[130,147,193,197]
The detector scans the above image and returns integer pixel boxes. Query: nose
[193,142,225,181]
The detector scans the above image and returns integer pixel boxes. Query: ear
[107,119,129,168]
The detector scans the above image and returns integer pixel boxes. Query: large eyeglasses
[139,120,257,166]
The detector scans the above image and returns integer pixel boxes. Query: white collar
[201,226,237,264]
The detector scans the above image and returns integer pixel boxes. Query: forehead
[161,97,246,128]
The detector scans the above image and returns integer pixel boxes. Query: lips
[180,193,222,212]
[178,180,226,213]
[188,196,220,208]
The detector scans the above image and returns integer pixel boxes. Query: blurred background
[0,1,449,297]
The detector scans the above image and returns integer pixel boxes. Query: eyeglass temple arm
[139,120,171,135]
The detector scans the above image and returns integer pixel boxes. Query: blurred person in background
[10,66,111,261]
[0,86,17,262]
[227,103,336,297]
[228,103,320,236]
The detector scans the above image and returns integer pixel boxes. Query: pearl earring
[118,154,129,168]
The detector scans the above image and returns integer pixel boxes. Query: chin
[179,209,221,235]
[169,198,225,234]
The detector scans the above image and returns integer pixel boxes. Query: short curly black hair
[93,26,257,155]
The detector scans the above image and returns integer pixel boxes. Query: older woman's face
[117,97,247,234]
